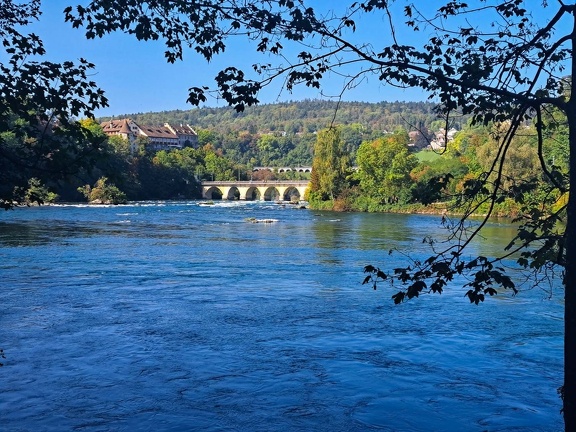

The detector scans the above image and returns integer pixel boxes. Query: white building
[430,128,458,150]
[100,119,198,154]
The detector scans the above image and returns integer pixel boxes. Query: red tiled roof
[171,124,196,135]
[101,119,131,134]
[140,126,177,139]
[100,119,192,142]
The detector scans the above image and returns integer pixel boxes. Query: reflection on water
[0,221,52,246]
[0,202,564,431]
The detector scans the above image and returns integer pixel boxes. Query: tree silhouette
[0,0,108,209]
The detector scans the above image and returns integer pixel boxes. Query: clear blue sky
[31,1,433,118]
[30,1,566,118]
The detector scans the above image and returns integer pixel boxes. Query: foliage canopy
[0,0,108,209]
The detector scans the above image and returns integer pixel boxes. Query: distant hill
[99,99,468,135]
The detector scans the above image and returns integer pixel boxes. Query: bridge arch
[263,187,280,201]
[226,187,240,200]
[245,186,261,200]
[204,186,223,200]
[282,186,301,201]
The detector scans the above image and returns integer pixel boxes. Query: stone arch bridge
[201,180,310,201]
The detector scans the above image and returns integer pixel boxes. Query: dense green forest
[98,100,463,169]
[104,100,451,135]
[307,111,569,216]
[28,99,566,214]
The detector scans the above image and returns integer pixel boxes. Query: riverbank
[308,197,522,219]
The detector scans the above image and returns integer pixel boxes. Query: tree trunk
[564,35,576,428]
[565,123,576,432]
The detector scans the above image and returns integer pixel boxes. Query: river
[0,201,564,431]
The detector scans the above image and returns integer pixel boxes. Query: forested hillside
[98,100,467,168]
[101,100,451,136]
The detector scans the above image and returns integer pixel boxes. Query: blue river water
[0,201,564,431]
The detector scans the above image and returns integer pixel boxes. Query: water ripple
[0,202,564,431]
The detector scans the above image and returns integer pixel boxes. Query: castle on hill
[101,119,198,154]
